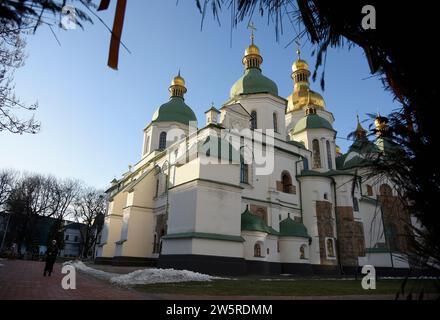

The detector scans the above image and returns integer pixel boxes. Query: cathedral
[95,33,413,275]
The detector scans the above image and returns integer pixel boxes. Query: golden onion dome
[171,74,185,87]
[287,86,325,112]
[245,44,260,56]
[336,145,342,155]
[292,59,309,73]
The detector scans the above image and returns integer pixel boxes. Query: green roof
[241,207,279,235]
[349,136,379,154]
[298,169,354,178]
[287,140,306,149]
[336,136,379,170]
[279,215,310,238]
[230,68,278,98]
[152,96,197,125]
[293,114,335,135]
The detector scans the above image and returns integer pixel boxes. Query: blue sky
[0,1,399,188]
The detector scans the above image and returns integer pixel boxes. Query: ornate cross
[248,22,257,44]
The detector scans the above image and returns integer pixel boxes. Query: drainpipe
[329,176,344,275]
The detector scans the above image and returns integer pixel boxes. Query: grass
[134,278,440,297]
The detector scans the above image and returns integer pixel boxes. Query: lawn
[134,278,439,297]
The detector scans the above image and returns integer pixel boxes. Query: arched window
[281,171,292,194]
[159,132,167,150]
[240,160,249,184]
[300,245,307,259]
[326,140,333,169]
[254,243,262,257]
[312,139,321,168]
[250,111,257,130]
[326,238,335,257]
[273,112,278,133]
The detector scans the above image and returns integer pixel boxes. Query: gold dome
[245,44,260,56]
[169,71,187,98]
[292,59,309,73]
[171,74,185,87]
[355,114,367,138]
[336,145,342,156]
[287,86,325,112]
[375,114,388,136]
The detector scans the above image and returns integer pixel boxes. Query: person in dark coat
[43,240,59,277]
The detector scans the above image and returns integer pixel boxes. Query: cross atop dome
[295,39,301,60]
[248,22,257,44]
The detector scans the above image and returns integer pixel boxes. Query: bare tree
[0,169,16,210]
[0,23,40,134]
[73,188,105,258]
[46,178,80,220]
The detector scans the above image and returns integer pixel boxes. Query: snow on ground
[110,268,222,285]
[64,260,222,286]
[63,261,118,281]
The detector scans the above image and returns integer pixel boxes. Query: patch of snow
[64,260,223,286]
[63,261,119,281]
[110,268,222,286]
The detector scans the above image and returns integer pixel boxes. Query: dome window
[159,132,167,150]
[254,243,262,257]
[326,140,333,169]
[250,111,257,130]
[312,139,321,169]
[273,112,278,133]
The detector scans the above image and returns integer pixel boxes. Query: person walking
[43,240,59,277]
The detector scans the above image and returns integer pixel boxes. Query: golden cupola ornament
[287,47,326,113]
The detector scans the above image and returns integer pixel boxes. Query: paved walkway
[0,259,154,300]
[1,259,436,300]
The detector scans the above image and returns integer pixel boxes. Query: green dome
[241,207,279,235]
[279,215,309,238]
[152,97,197,126]
[230,68,278,98]
[292,114,335,135]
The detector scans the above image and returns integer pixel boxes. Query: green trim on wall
[360,196,379,205]
[162,232,245,242]
[242,196,300,210]
[366,248,396,254]
[169,178,244,191]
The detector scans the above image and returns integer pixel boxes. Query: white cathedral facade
[96,36,413,275]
